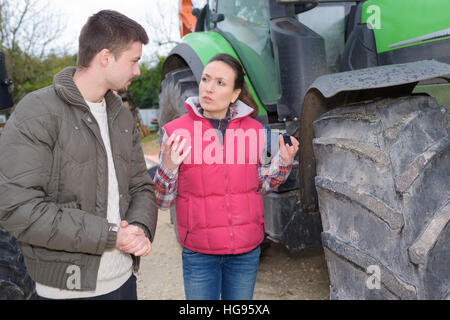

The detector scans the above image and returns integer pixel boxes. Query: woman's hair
[77,10,149,68]
[207,53,259,118]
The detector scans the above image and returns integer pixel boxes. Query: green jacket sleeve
[0,93,113,255]
[125,124,158,242]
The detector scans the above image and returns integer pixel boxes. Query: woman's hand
[161,133,192,170]
[278,135,299,166]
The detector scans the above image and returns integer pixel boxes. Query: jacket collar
[53,66,123,118]
[184,96,254,121]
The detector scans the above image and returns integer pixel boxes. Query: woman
[154,53,299,300]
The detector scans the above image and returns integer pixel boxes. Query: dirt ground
[137,138,331,300]
[136,210,330,300]
[140,134,161,155]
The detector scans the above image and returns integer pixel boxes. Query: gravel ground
[136,209,330,300]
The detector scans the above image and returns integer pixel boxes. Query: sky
[44,0,206,64]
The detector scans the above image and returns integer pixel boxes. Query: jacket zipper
[225,167,234,249]
[184,198,191,244]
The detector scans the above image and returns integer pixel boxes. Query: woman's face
[199,61,241,119]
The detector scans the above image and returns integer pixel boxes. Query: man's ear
[98,49,112,67]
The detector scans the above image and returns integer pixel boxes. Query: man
[0,10,157,300]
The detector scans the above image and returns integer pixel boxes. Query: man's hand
[116,221,152,257]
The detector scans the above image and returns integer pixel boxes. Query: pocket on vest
[175,197,191,230]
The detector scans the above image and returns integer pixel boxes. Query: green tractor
[159,0,450,299]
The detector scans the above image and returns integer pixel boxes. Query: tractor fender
[297,59,450,212]
[309,59,450,99]
[161,31,243,84]
[161,43,204,84]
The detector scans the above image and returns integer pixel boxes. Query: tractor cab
[185,0,450,120]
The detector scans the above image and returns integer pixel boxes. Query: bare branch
[1,0,65,57]
[144,0,181,64]
[10,0,32,52]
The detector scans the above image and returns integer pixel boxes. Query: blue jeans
[182,246,261,300]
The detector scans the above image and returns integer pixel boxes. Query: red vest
[163,99,265,254]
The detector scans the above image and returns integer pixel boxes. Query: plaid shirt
[154,128,293,209]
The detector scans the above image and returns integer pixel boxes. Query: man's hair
[77,10,149,68]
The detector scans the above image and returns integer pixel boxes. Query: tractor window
[215,0,279,106]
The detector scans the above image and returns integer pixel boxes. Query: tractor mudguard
[309,60,450,99]
[161,31,266,116]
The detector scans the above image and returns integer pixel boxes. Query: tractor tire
[313,95,449,300]
[158,67,198,240]
[0,226,36,299]
[158,67,198,141]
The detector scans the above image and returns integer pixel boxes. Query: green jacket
[0,67,158,291]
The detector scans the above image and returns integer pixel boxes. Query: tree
[129,56,165,109]
[0,0,65,58]
[142,0,207,65]
[0,0,70,103]
[136,0,207,108]
[12,53,77,102]
[143,1,180,66]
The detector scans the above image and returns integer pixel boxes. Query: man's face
[106,41,142,91]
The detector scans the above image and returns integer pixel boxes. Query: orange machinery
[179,0,197,38]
